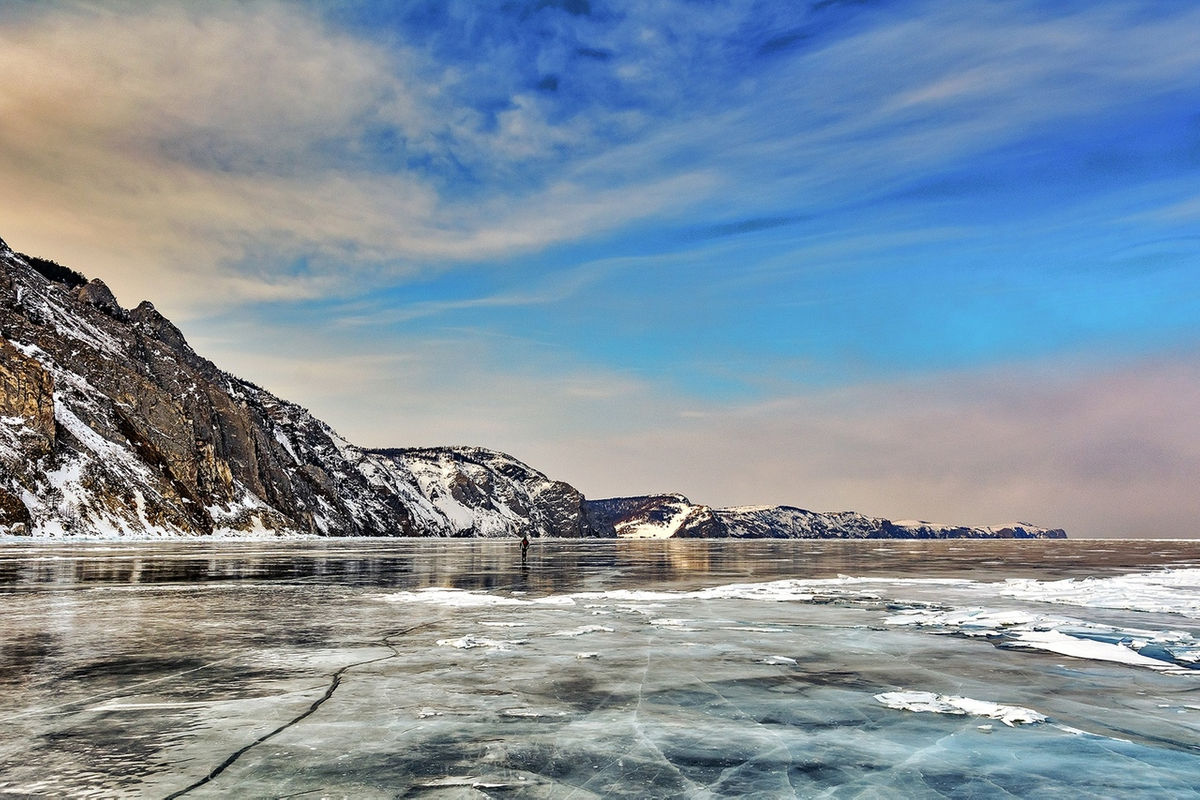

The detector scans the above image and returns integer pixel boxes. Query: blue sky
[2,1,1199,536]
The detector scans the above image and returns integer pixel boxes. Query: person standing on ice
[521,532,529,561]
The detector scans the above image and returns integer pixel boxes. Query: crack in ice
[160,621,436,799]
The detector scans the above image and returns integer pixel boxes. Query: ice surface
[0,538,1198,798]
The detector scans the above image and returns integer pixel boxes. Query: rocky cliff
[0,234,1065,539]
[0,236,589,538]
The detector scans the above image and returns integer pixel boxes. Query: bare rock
[0,338,55,455]
[0,487,31,529]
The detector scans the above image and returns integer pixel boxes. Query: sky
[1,0,1199,538]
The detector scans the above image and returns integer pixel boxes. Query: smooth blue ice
[0,538,1198,798]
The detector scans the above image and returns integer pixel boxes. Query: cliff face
[0,237,591,538]
[0,233,1066,539]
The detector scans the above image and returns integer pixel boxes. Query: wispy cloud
[6,1,1200,316]
[0,2,717,309]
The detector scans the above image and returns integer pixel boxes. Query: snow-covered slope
[371,447,591,538]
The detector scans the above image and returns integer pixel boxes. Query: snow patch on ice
[385,577,972,613]
[436,635,526,650]
[1004,628,1194,671]
[567,576,970,606]
[501,708,565,718]
[759,655,798,665]
[721,626,787,633]
[383,574,1200,676]
[383,587,576,608]
[548,625,613,637]
[998,568,1200,618]
[886,606,1200,674]
[874,690,1046,726]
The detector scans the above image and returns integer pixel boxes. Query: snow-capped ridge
[583,497,1066,540]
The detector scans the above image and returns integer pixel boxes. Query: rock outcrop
[0,337,55,455]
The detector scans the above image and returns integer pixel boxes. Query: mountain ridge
[0,235,1065,539]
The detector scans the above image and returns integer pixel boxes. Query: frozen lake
[1,538,1198,798]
